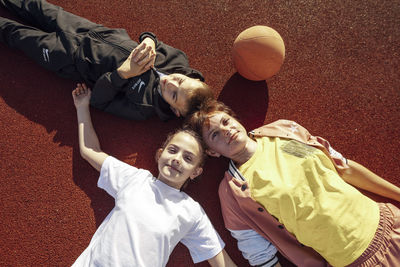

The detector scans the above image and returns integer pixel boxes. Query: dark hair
[184,99,238,142]
[183,81,214,117]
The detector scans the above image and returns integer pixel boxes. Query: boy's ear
[189,167,203,179]
[205,149,220,158]
[155,148,163,162]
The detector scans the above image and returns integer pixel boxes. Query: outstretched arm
[207,249,237,267]
[73,83,109,171]
[341,159,400,202]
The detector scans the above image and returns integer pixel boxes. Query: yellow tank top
[238,137,379,266]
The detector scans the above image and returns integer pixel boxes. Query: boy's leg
[0,0,101,34]
[0,17,80,79]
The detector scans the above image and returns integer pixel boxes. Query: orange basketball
[233,25,285,81]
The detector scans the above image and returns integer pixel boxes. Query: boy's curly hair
[183,81,214,117]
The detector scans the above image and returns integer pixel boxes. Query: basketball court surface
[1,0,399,266]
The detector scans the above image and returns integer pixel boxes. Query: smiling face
[160,73,204,117]
[202,111,249,159]
[156,131,203,189]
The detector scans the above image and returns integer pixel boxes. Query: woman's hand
[117,37,156,79]
[72,83,91,109]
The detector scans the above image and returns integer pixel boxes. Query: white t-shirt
[72,156,224,267]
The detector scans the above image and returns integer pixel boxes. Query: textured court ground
[0,0,399,266]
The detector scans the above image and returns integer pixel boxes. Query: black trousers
[0,0,133,82]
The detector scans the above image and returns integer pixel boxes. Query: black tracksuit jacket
[0,0,204,121]
[81,30,204,121]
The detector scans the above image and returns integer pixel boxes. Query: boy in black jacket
[0,0,213,120]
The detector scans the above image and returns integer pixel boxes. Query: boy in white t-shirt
[71,83,236,267]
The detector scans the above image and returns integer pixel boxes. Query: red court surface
[1,0,399,266]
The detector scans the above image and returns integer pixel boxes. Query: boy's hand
[72,83,91,109]
[133,37,156,67]
[117,38,156,79]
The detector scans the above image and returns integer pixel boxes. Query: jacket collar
[228,160,246,181]
[227,129,259,182]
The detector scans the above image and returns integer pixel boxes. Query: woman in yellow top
[186,100,400,267]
